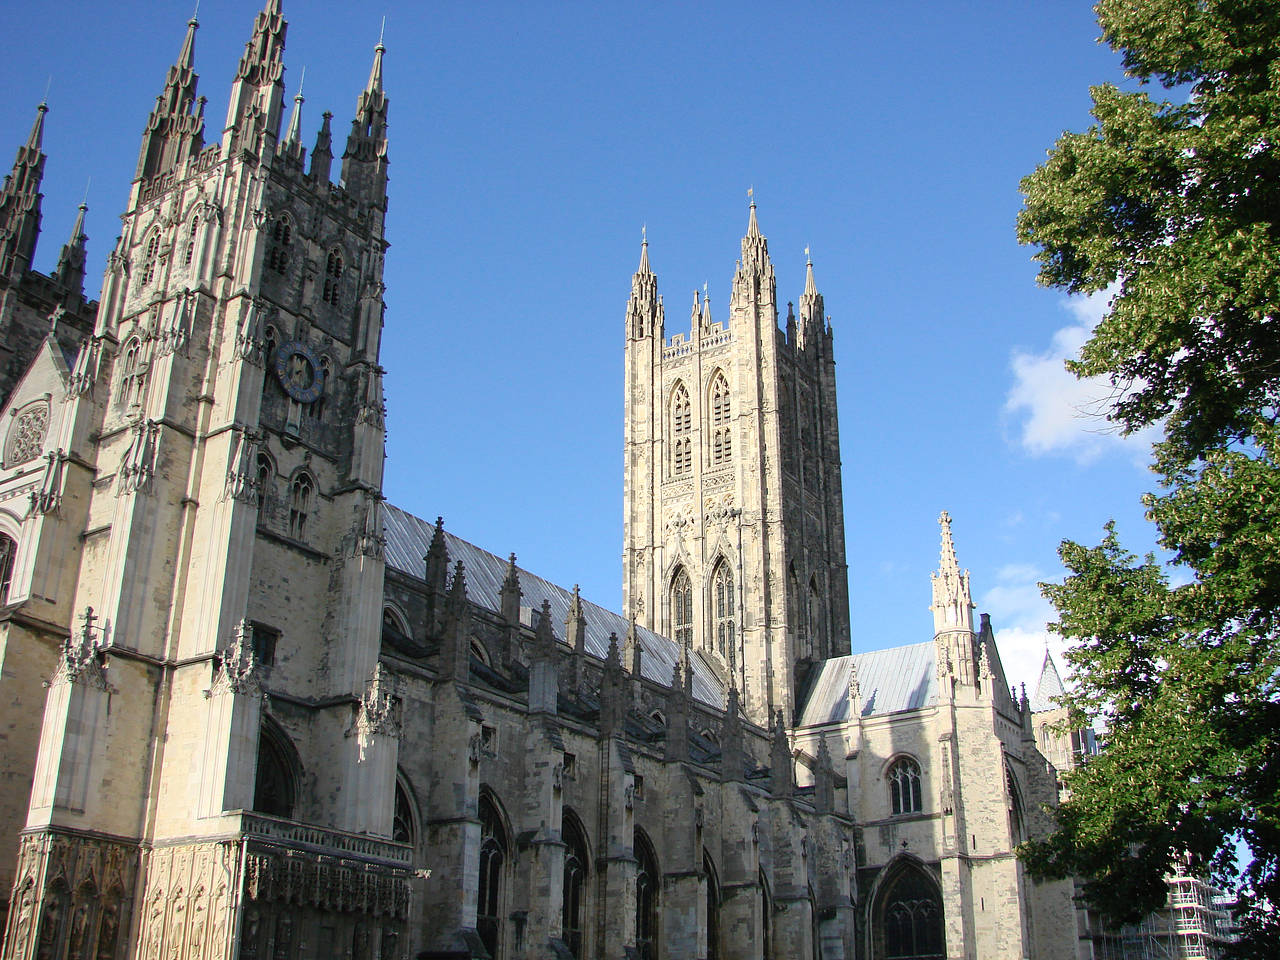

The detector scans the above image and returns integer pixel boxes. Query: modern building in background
[0,3,1079,957]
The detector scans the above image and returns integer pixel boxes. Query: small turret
[441,561,470,679]
[797,249,824,351]
[529,600,559,715]
[0,102,48,279]
[223,0,287,158]
[309,111,334,183]
[625,227,662,341]
[340,35,389,205]
[136,15,205,182]
[51,201,88,296]
[732,191,776,311]
[423,516,450,634]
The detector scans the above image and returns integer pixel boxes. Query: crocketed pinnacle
[25,101,47,152]
[235,0,286,85]
[0,102,49,278]
[747,196,760,238]
[938,510,959,580]
[367,36,385,94]
[52,201,88,291]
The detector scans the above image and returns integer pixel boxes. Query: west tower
[622,202,850,725]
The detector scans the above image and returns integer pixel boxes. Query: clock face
[273,340,325,403]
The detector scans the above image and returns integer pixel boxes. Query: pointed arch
[184,212,201,267]
[669,381,692,477]
[710,556,735,659]
[253,717,301,820]
[703,850,722,960]
[478,790,511,960]
[869,857,944,960]
[139,229,161,287]
[635,829,660,960]
[1005,763,1025,845]
[707,369,732,467]
[255,451,275,510]
[562,807,591,959]
[887,755,923,816]
[323,248,344,305]
[670,565,693,652]
[393,769,419,849]
[268,215,292,273]
[288,472,314,540]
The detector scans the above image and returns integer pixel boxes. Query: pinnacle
[746,192,760,238]
[804,252,818,297]
[25,102,48,152]
[637,226,651,275]
[177,14,199,71]
[365,36,385,94]
[937,510,960,579]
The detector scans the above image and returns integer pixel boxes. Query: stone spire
[930,510,974,636]
[1031,648,1067,713]
[136,14,206,181]
[798,248,824,350]
[341,35,390,204]
[309,111,334,183]
[740,192,772,275]
[51,201,88,294]
[733,191,775,308]
[223,0,287,156]
[281,67,306,163]
[626,227,662,340]
[0,102,48,279]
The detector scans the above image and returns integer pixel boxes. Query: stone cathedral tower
[623,201,850,725]
[0,4,407,957]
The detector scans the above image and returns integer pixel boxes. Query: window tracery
[711,558,734,658]
[878,866,944,960]
[635,830,659,960]
[888,757,923,815]
[323,250,344,305]
[669,383,692,476]
[5,400,48,466]
[288,474,313,540]
[477,793,509,959]
[709,371,731,466]
[139,231,160,287]
[671,567,693,652]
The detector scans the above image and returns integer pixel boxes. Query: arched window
[253,721,299,819]
[139,231,160,287]
[703,851,721,960]
[323,250,344,305]
[562,810,590,959]
[393,775,416,847]
[255,453,273,510]
[760,870,773,960]
[288,474,313,540]
[711,558,734,658]
[876,865,944,960]
[709,371,731,466]
[807,576,822,660]
[888,757,922,816]
[268,217,292,274]
[670,383,692,476]
[671,567,693,652]
[119,337,146,408]
[0,534,16,605]
[184,215,200,267]
[478,793,509,959]
[635,830,660,960]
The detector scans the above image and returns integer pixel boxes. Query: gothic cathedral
[0,4,1079,960]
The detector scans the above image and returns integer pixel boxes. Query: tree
[1014,0,1280,950]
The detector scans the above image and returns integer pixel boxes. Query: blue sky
[0,1,1163,693]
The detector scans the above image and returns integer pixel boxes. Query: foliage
[1013,0,1280,945]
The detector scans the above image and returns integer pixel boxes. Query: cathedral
[0,3,1078,958]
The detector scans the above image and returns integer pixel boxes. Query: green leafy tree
[1014,0,1280,950]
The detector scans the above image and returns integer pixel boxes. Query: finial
[191,0,200,22]
[804,244,811,264]
[80,177,91,207]
[378,15,387,50]
[43,75,52,106]
[296,65,306,99]
[641,223,646,244]
[747,185,754,205]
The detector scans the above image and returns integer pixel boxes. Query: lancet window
[671,567,693,652]
[139,230,160,287]
[323,250,344,305]
[563,810,590,958]
[635,830,660,960]
[288,474,313,540]
[709,371,731,466]
[711,558,734,658]
[477,793,509,959]
[889,757,923,815]
[184,214,200,267]
[119,337,146,409]
[670,383,692,476]
[267,216,291,273]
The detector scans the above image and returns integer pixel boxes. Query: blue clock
[273,340,325,403]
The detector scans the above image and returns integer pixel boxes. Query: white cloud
[978,565,1072,698]
[1005,291,1159,463]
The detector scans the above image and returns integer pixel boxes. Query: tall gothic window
[253,721,298,819]
[0,534,15,604]
[703,852,721,960]
[562,810,590,959]
[139,230,160,287]
[478,793,509,959]
[711,558,734,658]
[323,250,344,305]
[119,337,146,409]
[635,830,660,960]
[393,775,416,847]
[288,474,313,540]
[888,757,923,816]
[255,454,273,510]
[877,866,944,960]
[709,371,731,466]
[671,567,693,652]
[267,216,291,273]
[670,383,692,476]
[184,214,200,267]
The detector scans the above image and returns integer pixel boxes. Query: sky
[0,0,1167,696]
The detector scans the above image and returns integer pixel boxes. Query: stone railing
[238,811,412,866]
